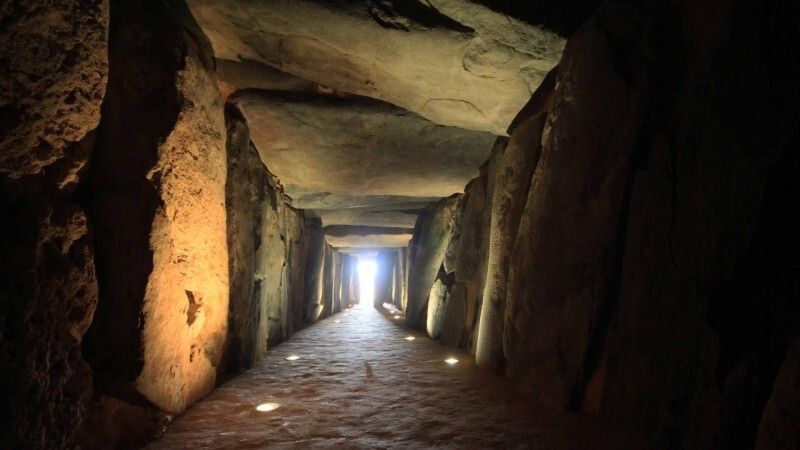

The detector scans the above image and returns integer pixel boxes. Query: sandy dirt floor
[148,304,630,449]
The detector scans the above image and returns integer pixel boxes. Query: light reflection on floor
[149,305,629,449]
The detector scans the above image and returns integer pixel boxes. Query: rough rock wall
[223,103,323,369]
[475,71,555,371]
[588,1,800,445]
[79,1,228,446]
[442,166,493,350]
[347,256,361,307]
[0,1,108,447]
[401,1,798,447]
[405,196,462,329]
[390,249,409,310]
[320,244,335,317]
[222,107,265,375]
[340,254,355,309]
[500,0,800,447]
[258,172,312,349]
[304,222,326,321]
[331,251,343,313]
[404,162,492,348]
[503,4,644,405]
[398,248,410,311]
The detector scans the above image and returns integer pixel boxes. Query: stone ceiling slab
[324,226,413,248]
[237,91,495,209]
[313,202,427,228]
[186,0,565,134]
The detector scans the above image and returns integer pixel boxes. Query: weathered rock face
[303,222,327,321]
[221,105,319,374]
[495,0,800,447]
[503,7,644,407]
[399,1,799,447]
[442,166,493,350]
[80,2,228,445]
[475,71,554,372]
[186,0,565,134]
[221,107,264,375]
[0,1,108,180]
[406,196,462,329]
[374,250,397,308]
[258,174,308,349]
[572,2,797,447]
[404,161,492,348]
[0,1,108,448]
[321,244,335,317]
[392,248,410,311]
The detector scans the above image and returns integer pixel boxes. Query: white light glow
[393,315,401,320]
[405,336,415,341]
[445,357,459,365]
[285,355,300,361]
[334,319,341,324]
[357,258,377,305]
[256,403,280,412]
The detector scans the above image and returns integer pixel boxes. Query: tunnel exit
[356,257,377,306]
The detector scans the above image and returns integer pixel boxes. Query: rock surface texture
[80,4,229,446]
[2,0,799,448]
[222,106,324,377]
[184,0,566,247]
[475,70,554,372]
[0,1,108,448]
[186,0,565,134]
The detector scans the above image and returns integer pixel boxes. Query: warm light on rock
[445,358,459,365]
[405,336,415,341]
[255,403,280,412]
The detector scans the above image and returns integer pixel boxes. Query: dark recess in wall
[473,0,604,36]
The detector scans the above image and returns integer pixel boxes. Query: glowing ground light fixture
[393,315,401,320]
[404,336,415,341]
[334,319,342,324]
[256,403,280,412]
[285,355,300,361]
[445,357,459,365]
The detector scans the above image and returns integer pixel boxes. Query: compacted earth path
[149,305,629,449]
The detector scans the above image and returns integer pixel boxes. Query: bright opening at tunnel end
[357,258,377,305]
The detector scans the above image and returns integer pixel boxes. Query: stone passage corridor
[148,306,628,449]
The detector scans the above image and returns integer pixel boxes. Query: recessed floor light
[393,315,401,319]
[445,357,459,365]
[285,355,300,361]
[334,319,341,323]
[256,403,280,412]
[404,336,415,341]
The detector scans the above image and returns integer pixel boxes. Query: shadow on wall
[398,0,800,448]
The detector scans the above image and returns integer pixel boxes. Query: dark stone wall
[221,106,264,375]
[221,104,328,376]
[406,196,462,329]
[404,1,799,447]
[0,1,108,447]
